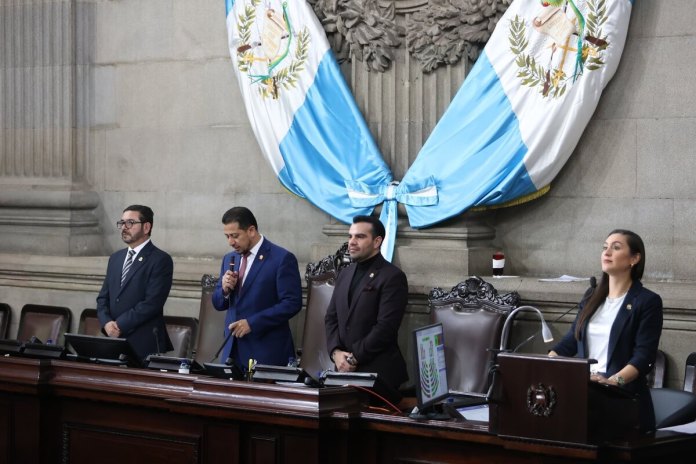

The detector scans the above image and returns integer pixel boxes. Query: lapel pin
[626,304,632,311]
[369,272,374,278]
[259,255,264,260]
[138,257,143,262]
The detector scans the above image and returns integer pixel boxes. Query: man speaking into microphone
[212,207,302,367]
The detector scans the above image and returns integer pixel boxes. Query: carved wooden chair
[164,315,199,358]
[300,243,350,379]
[16,304,72,346]
[77,308,102,337]
[428,277,520,394]
[0,303,10,339]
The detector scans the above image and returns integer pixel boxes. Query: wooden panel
[283,433,318,464]
[0,395,41,464]
[64,425,199,464]
[2,357,696,464]
[0,398,11,464]
[247,433,277,464]
[202,424,240,464]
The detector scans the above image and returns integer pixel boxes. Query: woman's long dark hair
[574,229,645,340]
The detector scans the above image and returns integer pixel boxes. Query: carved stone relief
[308,0,513,73]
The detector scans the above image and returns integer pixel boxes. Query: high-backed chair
[651,388,696,429]
[77,308,102,336]
[684,352,696,393]
[300,243,350,379]
[0,303,11,339]
[429,277,520,394]
[195,274,227,363]
[16,304,72,346]
[164,316,199,358]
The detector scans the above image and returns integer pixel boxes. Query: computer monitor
[64,333,140,367]
[412,323,449,416]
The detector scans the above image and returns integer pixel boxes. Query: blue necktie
[121,249,135,286]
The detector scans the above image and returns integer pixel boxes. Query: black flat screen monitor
[64,333,140,367]
[412,323,449,414]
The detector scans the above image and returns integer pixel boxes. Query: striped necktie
[237,252,250,290]
[121,249,135,286]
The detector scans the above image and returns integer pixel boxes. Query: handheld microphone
[152,327,162,355]
[511,276,597,352]
[229,255,236,273]
[210,330,233,363]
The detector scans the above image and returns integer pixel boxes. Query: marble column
[0,0,102,255]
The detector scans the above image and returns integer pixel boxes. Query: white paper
[457,404,489,422]
[659,420,696,434]
[538,275,591,282]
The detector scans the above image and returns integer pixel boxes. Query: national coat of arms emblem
[510,0,609,98]
[236,0,310,99]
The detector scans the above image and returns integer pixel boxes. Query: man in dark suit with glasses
[97,204,173,362]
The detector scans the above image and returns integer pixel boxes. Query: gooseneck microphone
[511,276,597,352]
[210,330,233,363]
[152,327,162,355]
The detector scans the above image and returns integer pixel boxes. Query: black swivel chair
[16,304,72,346]
[646,349,667,388]
[77,308,102,336]
[684,352,696,393]
[650,387,696,429]
[0,303,11,339]
[164,316,199,358]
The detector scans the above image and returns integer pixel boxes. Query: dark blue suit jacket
[97,241,173,362]
[553,280,663,431]
[211,238,302,367]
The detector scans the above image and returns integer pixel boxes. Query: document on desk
[457,404,489,422]
[538,275,590,282]
[659,420,696,434]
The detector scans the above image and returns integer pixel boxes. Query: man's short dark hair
[353,215,385,240]
[123,205,154,235]
[221,206,258,230]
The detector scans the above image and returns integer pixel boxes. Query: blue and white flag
[224,0,633,259]
[224,0,391,224]
[403,0,633,228]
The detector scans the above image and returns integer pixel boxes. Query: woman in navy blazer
[550,229,663,432]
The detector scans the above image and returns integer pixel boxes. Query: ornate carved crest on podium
[527,382,558,417]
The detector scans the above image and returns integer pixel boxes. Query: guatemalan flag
[224,0,633,259]
[223,0,392,224]
[402,0,633,228]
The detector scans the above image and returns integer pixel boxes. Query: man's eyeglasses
[116,220,144,229]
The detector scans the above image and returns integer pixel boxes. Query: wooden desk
[1,357,694,464]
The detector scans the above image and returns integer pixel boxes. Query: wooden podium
[491,353,639,446]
